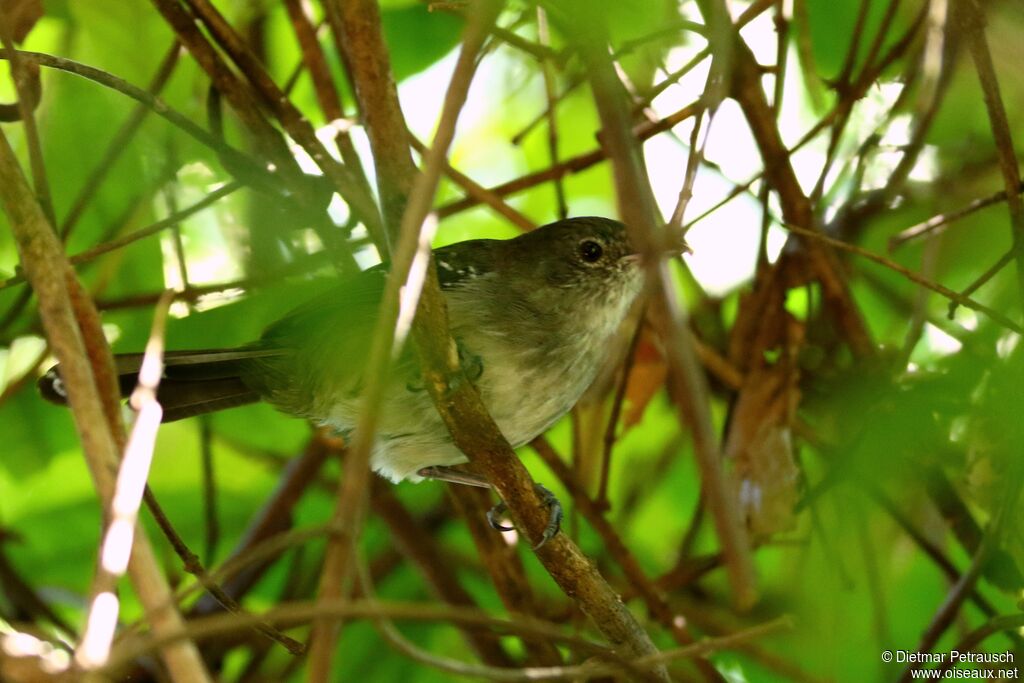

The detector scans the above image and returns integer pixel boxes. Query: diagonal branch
[956,0,1024,313]
[573,6,758,612]
[0,127,211,683]
[314,1,672,681]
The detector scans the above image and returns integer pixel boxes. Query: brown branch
[2,50,280,190]
[597,316,644,508]
[0,182,243,292]
[0,16,53,226]
[408,135,536,231]
[446,485,564,666]
[865,485,1004,624]
[369,481,517,667]
[192,433,333,618]
[142,486,305,655]
[60,42,182,241]
[149,0,302,182]
[282,0,374,202]
[948,248,1015,318]
[575,9,757,611]
[897,529,999,683]
[782,223,1024,334]
[108,596,793,681]
[437,101,702,219]
[109,599,610,675]
[320,1,673,680]
[0,126,211,682]
[532,437,726,682]
[177,0,386,249]
[308,3,509,677]
[322,0,417,243]
[889,181,1024,248]
[713,4,873,357]
[536,7,567,220]
[957,0,1024,311]
[935,613,1024,677]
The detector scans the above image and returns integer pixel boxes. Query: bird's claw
[486,483,563,549]
[486,502,515,531]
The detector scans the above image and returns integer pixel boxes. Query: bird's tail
[38,349,281,422]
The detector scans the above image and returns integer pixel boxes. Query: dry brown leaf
[622,327,667,429]
[724,315,803,537]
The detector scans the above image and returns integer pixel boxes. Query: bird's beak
[620,237,690,266]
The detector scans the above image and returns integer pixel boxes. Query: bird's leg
[485,484,562,549]
[417,466,562,549]
[416,465,491,488]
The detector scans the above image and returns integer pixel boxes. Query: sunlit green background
[0,0,1022,681]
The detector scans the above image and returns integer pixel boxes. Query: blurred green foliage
[0,0,1022,681]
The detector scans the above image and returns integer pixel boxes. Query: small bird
[41,217,644,541]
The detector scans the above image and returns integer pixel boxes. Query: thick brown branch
[0,127,211,683]
[574,8,757,612]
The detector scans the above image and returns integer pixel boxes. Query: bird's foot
[487,483,563,549]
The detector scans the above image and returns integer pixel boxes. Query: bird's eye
[579,240,604,263]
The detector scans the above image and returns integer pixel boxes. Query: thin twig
[177,0,386,248]
[597,315,644,509]
[897,530,999,683]
[191,433,333,619]
[2,50,275,186]
[369,481,516,667]
[947,248,1014,318]
[532,437,716,676]
[889,181,1024,248]
[957,0,1024,311]
[142,485,306,656]
[536,6,567,220]
[0,122,211,683]
[438,101,703,219]
[308,3,505,677]
[0,16,53,226]
[782,223,1024,333]
[935,613,1024,676]
[578,10,758,611]
[106,598,793,682]
[408,135,536,231]
[446,485,564,665]
[199,418,218,564]
[60,42,182,240]
[76,291,175,669]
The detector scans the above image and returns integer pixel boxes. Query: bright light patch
[644,117,764,296]
[766,224,788,262]
[955,308,979,331]
[399,51,459,141]
[680,183,763,295]
[100,518,134,575]
[997,332,1020,359]
[738,10,780,65]
[1,628,70,674]
[909,145,939,183]
[703,100,763,180]
[923,323,963,357]
[652,46,711,113]
[76,592,119,669]
[789,144,828,196]
[393,215,439,355]
[5,335,46,384]
[327,192,351,226]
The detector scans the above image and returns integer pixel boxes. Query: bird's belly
[315,381,468,483]
[301,340,599,483]
[477,346,595,447]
